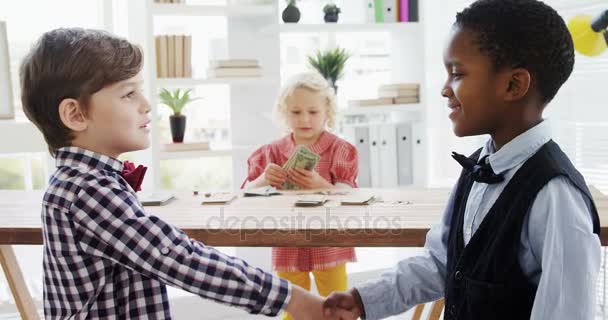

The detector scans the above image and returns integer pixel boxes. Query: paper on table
[201,192,237,205]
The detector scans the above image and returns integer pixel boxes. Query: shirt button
[160,247,169,255]
[454,270,463,280]
[450,305,457,316]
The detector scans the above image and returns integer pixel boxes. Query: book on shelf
[209,59,259,69]
[155,35,192,79]
[184,35,192,77]
[379,83,420,90]
[378,87,419,98]
[167,35,176,77]
[207,67,262,78]
[161,141,210,152]
[157,35,169,78]
[393,96,420,104]
[348,97,393,107]
[174,35,184,78]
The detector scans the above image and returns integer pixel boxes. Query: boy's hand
[323,288,364,320]
[287,168,332,189]
[286,286,357,320]
[264,163,287,187]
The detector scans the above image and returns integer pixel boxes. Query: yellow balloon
[568,14,607,57]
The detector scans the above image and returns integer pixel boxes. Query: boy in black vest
[323,0,602,319]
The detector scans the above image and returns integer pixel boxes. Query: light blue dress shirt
[356,120,601,320]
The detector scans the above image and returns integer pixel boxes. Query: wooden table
[1,187,607,319]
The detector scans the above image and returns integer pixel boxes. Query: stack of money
[281,145,321,190]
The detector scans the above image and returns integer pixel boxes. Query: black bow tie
[451,152,504,184]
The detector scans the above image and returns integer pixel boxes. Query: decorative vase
[324,12,339,23]
[170,114,186,143]
[282,4,301,23]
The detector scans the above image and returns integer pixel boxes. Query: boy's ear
[503,68,531,101]
[58,98,88,132]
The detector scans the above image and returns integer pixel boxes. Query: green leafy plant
[323,3,341,14]
[286,0,296,6]
[307,47,350,87]
[158,88,200,116]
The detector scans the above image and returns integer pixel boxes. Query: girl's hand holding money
[287,168,332,189]
[264,163,287,187]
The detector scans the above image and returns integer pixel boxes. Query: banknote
[281,145,320,190]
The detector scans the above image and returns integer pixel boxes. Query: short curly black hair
[456,0,574,103]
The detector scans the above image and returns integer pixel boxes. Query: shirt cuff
[355,282,394,320]
[258,274,292,316]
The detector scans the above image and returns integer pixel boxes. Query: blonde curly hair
[274,72,338,131]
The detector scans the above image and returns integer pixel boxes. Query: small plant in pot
[307,47,350,92]
[323,3,341,23]
[282,0,300,23]
[159,88,200,143]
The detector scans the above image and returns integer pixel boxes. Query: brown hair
[20,28,143,156]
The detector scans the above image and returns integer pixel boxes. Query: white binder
[396,123,413,185]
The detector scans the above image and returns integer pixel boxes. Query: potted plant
[307,47,350,92]
[323,3,341,23]
[282,0,300,23]
[158,88,200,143]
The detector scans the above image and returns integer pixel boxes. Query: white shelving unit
[126,0,428,190]
[156,76,274,88]
[150,3,274,17]
[276,22,420,33]
[126,0,280,191]
[340,103,423,116]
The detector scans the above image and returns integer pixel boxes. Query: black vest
[444,140,600,320]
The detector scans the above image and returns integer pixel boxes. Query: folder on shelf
[396,123,413,185]
[382,0,397,23]
[408,0,419,21]
[398,0,409,22]
[365,0,376,23]
[161,141,210,152]
[374,0,384,23]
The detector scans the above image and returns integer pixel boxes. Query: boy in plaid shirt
[20,28,351,320]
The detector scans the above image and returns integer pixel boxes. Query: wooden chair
[411,299,444,320]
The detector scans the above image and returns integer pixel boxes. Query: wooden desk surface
[1,187,607,247]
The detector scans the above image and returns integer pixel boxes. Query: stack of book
[161,141,210,152]
[155,35,192,78]
[364,0,419,23]
[207,59,262,78]
[378,83,420,104]
[347,83,420,108]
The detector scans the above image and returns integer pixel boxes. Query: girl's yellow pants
[277,264,347,320]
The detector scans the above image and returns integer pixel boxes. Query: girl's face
[285,87,329,144]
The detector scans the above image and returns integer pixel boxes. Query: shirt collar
[480,120,552,174]
[55,146,123,174]
[279,131,337,158]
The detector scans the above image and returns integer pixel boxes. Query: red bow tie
[121,161,147,192]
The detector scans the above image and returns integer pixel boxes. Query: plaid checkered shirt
[42,147,291,319]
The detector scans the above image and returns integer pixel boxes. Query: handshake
[286,286,365,320]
